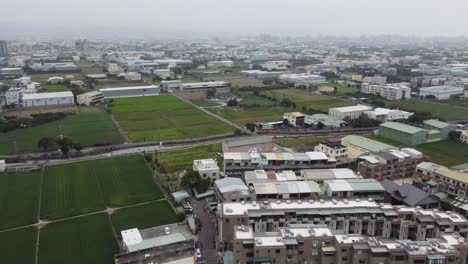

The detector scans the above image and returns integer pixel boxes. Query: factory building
[328,105,373,120]
[341,135,397,159]
[419,86,464,99]
[378,120,455,146]
[22,92,74,108]
[99,85,160,98]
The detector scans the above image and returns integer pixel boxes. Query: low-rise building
[365,108,414,122]
[357,148,425,180]
[76,91,104,105]
[180,81,229,91]
[378,120,455,146]
[223,151,336,178]
[300,168,360,184]
[328,104,373,120]
[314,138,348,163]
[381,179,440,209]
[279,73,326,85]
[419,86,464,99]
[324,178,385,202]
[423,119,456,141]
[0,67,24,77]
[193,159,220,181]
[240,70,290,79]
[5,87,37,106]
[251,180,321,200]
[153,69,172,79]
[207,60,234,68]
[362,75,387,85]
[283,112,305,127]
[415,162,468,200]
[232,225,468,264]
[219,199,468,244]
[47,76,64,84]
[115,223,195,264]
[262,60,290,71]
[341,135,397,159]
[361,83,411,100]
[461,131,468,144]
[22,91,74,108]
[0,160,5,173]
[304,114,347,128]
[214,177,251,202]
[222,136,273,153]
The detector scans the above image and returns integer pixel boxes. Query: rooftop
[22,91,74,100]
[342,135,396,152]
[330,104,373,113]
[423,119,451,129]
[99,85,159,92]
[380,122,426,134]
[324,179,384,192]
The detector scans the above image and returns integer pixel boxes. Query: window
[276,249,280,253]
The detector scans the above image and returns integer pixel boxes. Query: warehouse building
[232,225,468,264]
[115,223,195,264]
[423,119,456,140]
[328,104,373,120]
[378,122,428,146]
[341,135,397,159]
[419,86,464,99]
[304,114,347,128]
[364,108,414,122]
[223,152,336,178]
[76,91,104,105]
[323,178,385,202]
[99,85,160,98]
[214,177,252,202]
[219,199,468,244]
[181,81,228,91]
[22,92,74,108]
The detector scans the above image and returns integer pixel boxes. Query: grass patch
[365,135,468,167]
[0,171,41,230]
[0,108,123,155]
[112,96,233,142]
[191,99,220,107]
[0,227,37,264]
[239,93,276,106]
[208,107,287,125]
[38,213,118,264]
[42,84,69,92]
[384,100,468,121]
[158,144,221,173]
[40,155,163,220]
[111,200,179,233]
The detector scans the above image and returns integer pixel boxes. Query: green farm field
[384,100,468,121]
[208,107,287,125]
[158,144,221,173]
[41,155,163,220]
[38,214,118,264]
[0,227,37,264]
[262,88,354,112]
[0,108,123,155]
[0,171,41,230]
[111,200,180,233]
[111,96,234,142]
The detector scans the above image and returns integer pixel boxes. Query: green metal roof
[423,119,450,129]
[380,122,426,134]
[342,135,396,152]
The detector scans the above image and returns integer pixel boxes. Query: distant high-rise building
[0,41,8,57]
[75,39,89,52]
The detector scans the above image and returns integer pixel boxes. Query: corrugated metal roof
[380,122,426,134]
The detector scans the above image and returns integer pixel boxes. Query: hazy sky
[3,0,468,36]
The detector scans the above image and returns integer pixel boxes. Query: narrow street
[191,197,218,264]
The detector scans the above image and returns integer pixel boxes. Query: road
[191,197,218,264]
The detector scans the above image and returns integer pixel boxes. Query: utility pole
[58,125,64,139]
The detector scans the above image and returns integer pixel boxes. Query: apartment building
[283,112,305,127]
[223,152,336,178]
[232,225,468,264]
[357,148,425,180]
[219,199,468,244]
[361,83,411,100]
[193,159,220,181]
[76,91,104,105]
[362,75,387,85]
[415,162,468,200]
[461,131,468,144]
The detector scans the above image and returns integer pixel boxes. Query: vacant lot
[111,200,180,233]
[41,155,163,220]
[158,144,221,173]
[365,135,468,167]
[384,100,468,121]
[112,96,233,142]
[0,227,37,264]
[263,89,354,112]
[209,107,287,125]
[38,213,118,264]
[0,171,41,230]
[0,108,123,155]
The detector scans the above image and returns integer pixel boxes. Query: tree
[408,111,432,124]
[56,137,73,154]
[317,122,325,129]
[234,128,242,135]
[73,143,83,152]
[449,131,461,141]
[38,137,56,150]
[227,98,238,107]
[206,88,216,98]
[180,170,201,190]
[245,123,256,132]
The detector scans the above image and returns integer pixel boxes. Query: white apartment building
[207,60,234,68]
[364,108,414,122]
[193,159,220,181]
[328,104,373,120]
[283,112,305,127]
[361,83,411,100]
[153,69,172,79]
[262,60,290,71]
[119,72,141,81]
[5,87,37,105]
[362,75,387,85]
[22,92,75,108]
[314,139,348,162]
[279,73,326,85]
